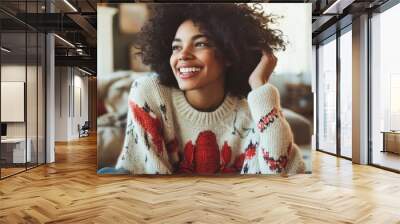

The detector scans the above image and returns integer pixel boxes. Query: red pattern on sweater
[220,141,232,168]
[195,131,220,174]
[245,143,257,160]
[220,142,238,173]
[262,149,288,172]
[178,141,195,173]
[129,101,164,155]
[233,153,245,171]
[177,132,246,174]
[257,107,279,132]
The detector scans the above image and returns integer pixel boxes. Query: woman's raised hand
[248,51,277,90]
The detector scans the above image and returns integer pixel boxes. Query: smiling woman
[170,20,227,111]
[136,4,286,98]
[104,3,306,175]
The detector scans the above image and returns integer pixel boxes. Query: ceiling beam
[322,0,356,14]
[67,14,97,39]
[55,55,96,73]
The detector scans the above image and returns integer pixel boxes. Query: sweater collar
[172,89,237,126]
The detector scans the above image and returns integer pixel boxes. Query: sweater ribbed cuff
[247,83,280,120]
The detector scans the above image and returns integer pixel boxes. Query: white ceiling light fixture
[78,67,93,76]
[54,34,75,48]
[1,47,11,53]
[63,0,78,12]
[322,0,355,15]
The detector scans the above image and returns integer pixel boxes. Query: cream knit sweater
[115,74,305,175]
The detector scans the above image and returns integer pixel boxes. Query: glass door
[1,30,28,178]
[0,0,47,179]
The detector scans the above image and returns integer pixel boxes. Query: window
[339,28,352,158]
[370,2,400,171]
[317,36,337,154]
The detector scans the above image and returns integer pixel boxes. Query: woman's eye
[172,45,181,51]
[195,42,209,48]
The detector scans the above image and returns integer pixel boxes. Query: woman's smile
[176,64,203,79]
[178,68,201,79]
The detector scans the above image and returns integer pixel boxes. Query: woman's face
[170,20,226,91]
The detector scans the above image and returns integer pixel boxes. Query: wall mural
[97,3,313,176]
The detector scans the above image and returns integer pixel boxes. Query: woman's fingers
[248,52,278,89]
[261,52,277,68]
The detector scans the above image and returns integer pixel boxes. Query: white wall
[1,65,36,138]
[255,3,313,98]
[262,3,312,84]
[71,73,89,138]
[1,63,46,164]
[74,74,89,122]
[54,67,89,141]
[97,6,118,76]
[1,65,26,139]
[55,67,69,141]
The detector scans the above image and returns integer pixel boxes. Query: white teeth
[179,67,201,73]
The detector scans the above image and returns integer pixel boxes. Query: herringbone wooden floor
[1,135,400,224]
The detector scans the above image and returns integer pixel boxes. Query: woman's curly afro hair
[136,3,286,98]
